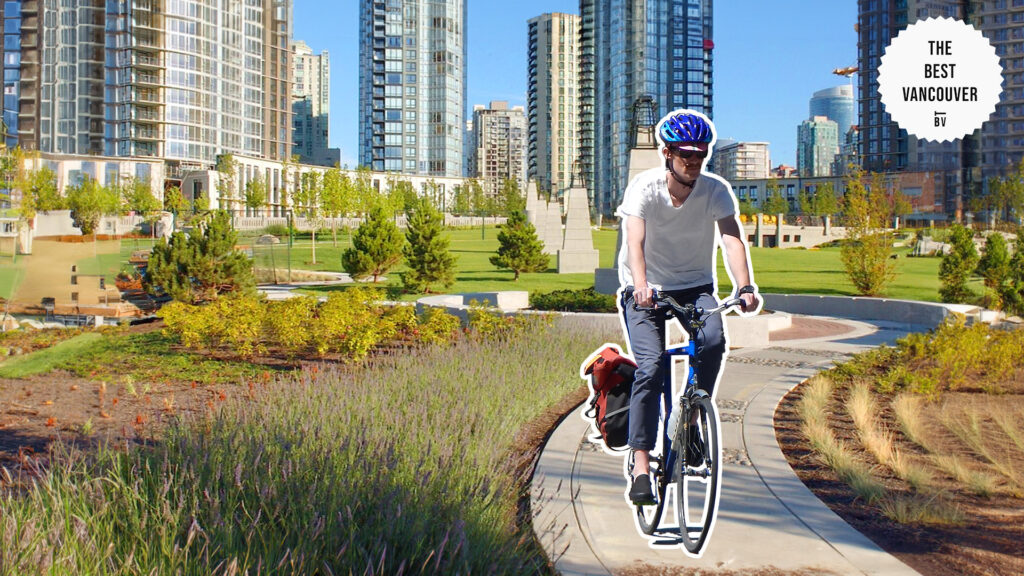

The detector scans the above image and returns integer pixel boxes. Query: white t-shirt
[616,167,737,291]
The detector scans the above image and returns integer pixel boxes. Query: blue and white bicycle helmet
[656,110,715,147]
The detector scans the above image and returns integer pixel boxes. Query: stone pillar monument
[594,96,662,293]
[557,187,600,273]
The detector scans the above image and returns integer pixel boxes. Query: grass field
[0,225,962,304]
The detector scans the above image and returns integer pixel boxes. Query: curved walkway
[531,315,923,575]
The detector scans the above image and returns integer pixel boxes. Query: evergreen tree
[977,232,1010,309]
[1001,231,1024,316]
[403,197,456,293]
[342,204,404,282]
[145,210,254,304]
[939,224,979,304]
[490,210,549,280]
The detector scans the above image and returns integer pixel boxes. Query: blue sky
[293,1,857,169]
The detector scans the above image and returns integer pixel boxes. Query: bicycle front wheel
[674,394,721,554]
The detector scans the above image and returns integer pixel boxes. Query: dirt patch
[775,383,1024,576]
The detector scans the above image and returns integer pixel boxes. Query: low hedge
[530,287,616,313]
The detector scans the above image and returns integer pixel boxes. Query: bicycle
[629,291,742,554]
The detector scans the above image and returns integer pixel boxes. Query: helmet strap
[665,158,696,189]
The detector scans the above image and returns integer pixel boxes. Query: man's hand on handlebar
[634,284,655,309]
[736,285,760,315]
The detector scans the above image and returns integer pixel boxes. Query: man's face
[664,142,709,181]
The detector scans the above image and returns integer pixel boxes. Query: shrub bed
[530,287,617,313]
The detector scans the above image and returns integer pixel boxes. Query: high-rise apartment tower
[0,0,293,173]
[358,0,467,177]
[293,40,340,167]
[527,12,579,197]
[579,0,713,216]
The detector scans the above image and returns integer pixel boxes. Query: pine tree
[342,204,404,282]
[403,197,456,293]
[1002,232,1024,317]
[939,224,979,304]
[977,232,1010,309]
[490,210,549,280]
[145,209,254,303]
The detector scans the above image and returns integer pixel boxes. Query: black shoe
[629,474,656,505]
[686,431,706,467]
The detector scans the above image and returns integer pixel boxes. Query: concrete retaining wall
[763,293,951,329]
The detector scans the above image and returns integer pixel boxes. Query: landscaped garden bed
[776,317,1024,576]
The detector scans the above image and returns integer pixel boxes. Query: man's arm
[717,215,761,314]
[626,215,654,308]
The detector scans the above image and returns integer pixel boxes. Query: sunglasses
[669,147,709,160]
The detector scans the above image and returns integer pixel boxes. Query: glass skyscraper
[809,85,854,142]
[2,0,292,172]
[579,0,713,216]
[358,0,467,177]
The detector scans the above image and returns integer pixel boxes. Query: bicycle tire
[674,393,721,554]
[634,453,668,535]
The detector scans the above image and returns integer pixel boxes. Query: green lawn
[7,224,955,304]
[0,332,104,378]
[722,246,949,302]
[0,257,25,300]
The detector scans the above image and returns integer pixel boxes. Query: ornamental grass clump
[0,316,622,574]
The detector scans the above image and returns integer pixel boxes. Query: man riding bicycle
[617,109,761,505]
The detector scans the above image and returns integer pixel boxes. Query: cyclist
[617,109,761,505]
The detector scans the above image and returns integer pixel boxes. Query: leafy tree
[163,185,186,217]
[215,154,240,215]
[351,165,378,218]
[295,170,323,263]
[193,190,210,213]
[341,204,404,282]
[123,176,162,237]
[244,173,267,216]
[1001,231,1024,316]
[65,177,120,237]
[888,189,913,223]
[467,178,489,215]
[145,210,255,304]
[451,184,471,215]
[388,175,418,214]
[321,166,352,246]
[839,168,895,296]
[939,223,979,304]
[989,158,1024,223]
[498,178,525,216]
[762,183,789,215]
[403,197,456,293]
[796,187,813,215]
[490,210,549,280]
[976,232,1010,309]
[811,182,838,217]
[738,198,758,217]
[17,165,63,218]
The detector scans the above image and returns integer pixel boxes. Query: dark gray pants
[619,285,726,451]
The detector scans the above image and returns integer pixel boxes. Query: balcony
[131,127,162,141]
[130,72,162,86]
[132,54,163,69]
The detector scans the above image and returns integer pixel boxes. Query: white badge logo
[878,17,1003,142]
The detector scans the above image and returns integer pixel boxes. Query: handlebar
[634,290,746,327]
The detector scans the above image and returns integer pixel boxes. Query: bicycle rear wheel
[674,394,721,554]
[634,452,669,535]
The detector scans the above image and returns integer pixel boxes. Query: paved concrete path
[532,315,924,575]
